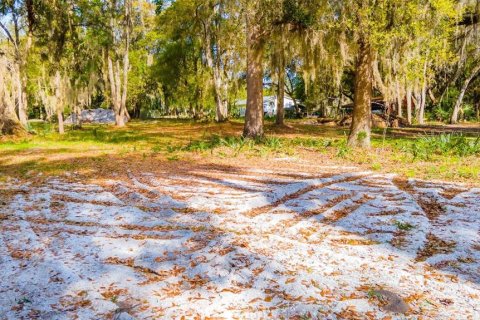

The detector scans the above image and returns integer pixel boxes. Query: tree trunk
[18,32,32,128]
[418,84,426,125]
[0,7,33,130]
[417,59,429,125]
[406,87,413,125]
[347,39,373,148]
[107,54,126,127]
[120,0,131,124]
[414,91,420,122]
[16,66,27,127]
[0,114,23,135]
[0,83,24,135]
[203,27,228,122]
[57,109,64,134]
[276,54,285,126]
[395,80,402,118]
[285,73,300,117]
[243,20,265,139]
[106,0,131,128]
[475,100,480,121]
[0,107,24,135]
[450,63,480,124]
[0,56,24,135]
[54,70,65,134]
[120,47,129,125]
[213,68,228,122]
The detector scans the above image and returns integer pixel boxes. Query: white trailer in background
[236,95,296,117]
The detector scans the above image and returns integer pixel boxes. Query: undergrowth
[405,134,480,160]
[173,135,342,157]
[1,120,479,182]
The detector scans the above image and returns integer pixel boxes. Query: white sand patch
[1,168,479,319]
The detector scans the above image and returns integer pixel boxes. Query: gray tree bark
[406,87,413,125]
[347,38,373,148]
[450,63,480,124]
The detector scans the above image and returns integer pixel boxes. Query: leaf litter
[0,164,479,319]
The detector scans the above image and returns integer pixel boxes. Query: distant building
[236,95,296,117]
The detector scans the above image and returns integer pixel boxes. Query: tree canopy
[0,0,477,147]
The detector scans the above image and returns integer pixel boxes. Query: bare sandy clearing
[1,163,479,319]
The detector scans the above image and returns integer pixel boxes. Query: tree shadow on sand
[1,161,479,318]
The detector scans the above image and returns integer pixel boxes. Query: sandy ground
[1,159,479,319]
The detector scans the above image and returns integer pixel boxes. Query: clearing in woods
[0,121,479,319]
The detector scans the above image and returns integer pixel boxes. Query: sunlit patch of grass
[456,165,479,179]
[371,162,382,171]
[398,134,480,160]
[1,119,479,183]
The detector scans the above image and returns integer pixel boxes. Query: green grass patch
[1,120,479,183]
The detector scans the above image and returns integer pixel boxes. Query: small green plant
[37,122,54,137]
[151,145,162,154]
[357,131,368,141]
[336,143,350,158]
[166,144,181,153]
[92,127,106,141]
[367,289,382,299]
[263,136,283,150]
[394,220,415,231]
[18,297,31,304]
[167,155,180,161]
[371,162,382,171]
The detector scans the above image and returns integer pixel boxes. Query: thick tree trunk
[0,57,24,135]
[0,9,33,130]
[347,39,373,148]
[243,20,265,139]
[0,110,24,135]
[0,96,24,135]
[116,113,125,127]
[451,64,480,124]
[0,115,23,135]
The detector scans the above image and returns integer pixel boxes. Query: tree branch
[0,21,18,51]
